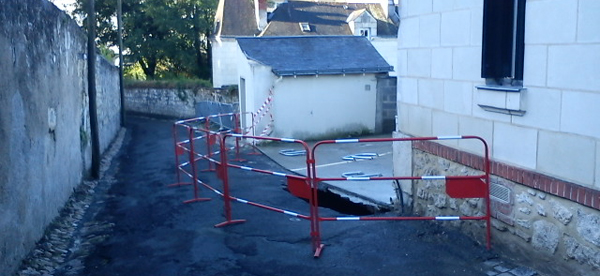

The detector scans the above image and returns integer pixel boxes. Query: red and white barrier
[170,118,492,258]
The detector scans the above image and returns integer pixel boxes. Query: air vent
[490,182,511,204]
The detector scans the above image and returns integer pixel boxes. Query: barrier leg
[215,135,246,227]
[232,114,246,162]
[308,160,325,257]
[485,171,492,249]
[202,120,216,172]
[169,124,192,187]
[232,136,247,162]
[183,127,210,203]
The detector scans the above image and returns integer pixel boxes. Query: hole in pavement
[316,189,379,216]
[286,187,388,216]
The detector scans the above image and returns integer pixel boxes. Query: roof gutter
[273,66,394,77]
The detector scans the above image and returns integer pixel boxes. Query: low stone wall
[410,142,600,276]
[124,88,197,118]
[124,87,238,119]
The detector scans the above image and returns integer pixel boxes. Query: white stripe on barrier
[336,217,360,221]
[346,177,371,181]
[207,157,219,164]
[290,151,392,172]
[280,138,296,143]
[334,139,359,143]
[435,216,460,220]
[208,113,235,118]
[437,135,462,140]
[236,198,249,204]
[283,211,300,217]
[241,166,253,171]
[272,172,287,177]
[231,133,244,138]
[421,176,446,180]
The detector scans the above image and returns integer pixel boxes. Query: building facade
[394,1,600,275]
[236,36,392,140]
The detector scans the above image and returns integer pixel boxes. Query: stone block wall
[124,87,236,119]
[376,76,397,133]
[411,140,600,276]
[124,88,197,119]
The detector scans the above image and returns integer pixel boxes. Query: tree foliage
[73,0,217,80]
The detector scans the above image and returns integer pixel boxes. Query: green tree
[73,0,217,79]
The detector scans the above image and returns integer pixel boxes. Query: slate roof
[214,0,259,37]
[260,1,398,37]
[236,36,393,76]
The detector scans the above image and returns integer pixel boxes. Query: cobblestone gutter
[15,128,126,276]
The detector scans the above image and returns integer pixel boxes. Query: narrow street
[19,116,537,276]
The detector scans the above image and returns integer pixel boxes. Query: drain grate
[490,182,511,204]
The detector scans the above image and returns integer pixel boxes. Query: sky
[50,0,77,12]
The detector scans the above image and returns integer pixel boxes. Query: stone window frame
[477,0,527,115]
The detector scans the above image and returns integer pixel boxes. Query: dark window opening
[481,0,526,86]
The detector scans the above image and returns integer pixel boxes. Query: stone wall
[410,141,600,276]
[0,0,121,274]
[124,87,237,119]
[375,76,397,134]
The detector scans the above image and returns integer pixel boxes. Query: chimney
[255,0,268,30]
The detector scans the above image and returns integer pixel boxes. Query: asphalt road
[64,116,508,276]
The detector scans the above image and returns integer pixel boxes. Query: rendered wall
[273,74,378,140]
[237,58,278,136]
[211,38,241,88]
[237,50,382,140]
[395,0,600,274]
[371,38,398,77]
[0,1,121,274]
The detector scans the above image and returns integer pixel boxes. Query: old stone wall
[375,76,396,134]
[125,88,197,118]
[412,148,600,276]
[124,87,238,119]
[0,0,121,274]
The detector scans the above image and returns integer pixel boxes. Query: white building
[394,1,600,275]
[236,36,392,140]
[211,0,399,89]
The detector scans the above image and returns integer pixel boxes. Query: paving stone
[494,265,511,273]
[485,270,498,276]
[484,259,503,267]
[510,266,538,276]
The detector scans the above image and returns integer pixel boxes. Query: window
[481,0,526,85]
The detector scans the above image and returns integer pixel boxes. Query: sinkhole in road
[294,188,388,216]
[317,189,378,216]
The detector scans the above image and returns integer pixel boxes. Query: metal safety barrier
[170,116,211,203]
[170,117,491,258]
[309,136,491,257]
[170,113,247,203]
[215,134,317,239]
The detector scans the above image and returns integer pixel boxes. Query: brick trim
[413,140,600,210]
